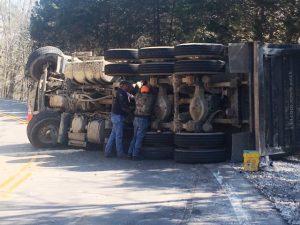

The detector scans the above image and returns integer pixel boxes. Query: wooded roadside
[1,0,300,100]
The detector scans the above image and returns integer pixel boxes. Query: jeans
[105,113,125,157]
[128,117,149,157]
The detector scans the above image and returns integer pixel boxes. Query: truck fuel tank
[64,59,114,84]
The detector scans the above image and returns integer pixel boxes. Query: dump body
[253,44,300,156]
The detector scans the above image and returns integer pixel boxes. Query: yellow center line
[0,112,27,124]
[0,157,37,200]
[0,158,35,190]
[0,172,33,199]
[0,112,38,199]
[0,112,36,201]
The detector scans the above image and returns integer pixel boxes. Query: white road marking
[212,170,251,225]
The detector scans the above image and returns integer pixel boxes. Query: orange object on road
[26,107,33,122]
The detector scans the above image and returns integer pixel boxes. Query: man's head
[120,80,132,92]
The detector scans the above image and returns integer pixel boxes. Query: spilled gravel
[234,155,300,225]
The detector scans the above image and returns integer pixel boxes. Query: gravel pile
[234,155,300,225]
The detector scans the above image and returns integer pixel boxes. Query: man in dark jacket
[128,82,155,160]
[105,80,132,158]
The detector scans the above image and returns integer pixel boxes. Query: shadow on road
[0,143,240,225]
[0,197,233,225]
[0,143,287,225]
[1,143,214,190]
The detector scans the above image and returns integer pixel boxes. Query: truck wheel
[174,60,225,75]
[138,47,174,61]
[139,62,174,76]
[174,43,225,59]
[174,132,225,148]
[141,146,174,160]
[174,148,226,163]
[25,46,64,81]
[143,132,174,146]
[27,111,61,148]
[264,43,300,49]
[105,64,139,76]
[104,49,138,62]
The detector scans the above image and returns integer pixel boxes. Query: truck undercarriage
[25,42,300,163]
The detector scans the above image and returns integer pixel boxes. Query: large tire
[142,146,174,160]
[174,43,225,59]
[104,49,138,62]
[27,111,61,148]
[143,131,174,146]
[138,62,174,76]
[174,132,225,148]
[105,63,139,76]
[264,43,300,49]
[174,148,226,163]
[138,47,174,61]
[174,60,225,75]
[25,46,64,81]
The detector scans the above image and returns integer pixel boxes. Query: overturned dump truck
[25,43,300,163]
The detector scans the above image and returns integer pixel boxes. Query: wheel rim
[37,124,58,145]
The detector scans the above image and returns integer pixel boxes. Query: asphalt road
[0,99,287,225]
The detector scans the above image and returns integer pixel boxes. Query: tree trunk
[253,5,265,41]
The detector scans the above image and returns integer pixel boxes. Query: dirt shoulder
[234,155,300,225]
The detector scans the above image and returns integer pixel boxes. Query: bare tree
[0,0,33,101]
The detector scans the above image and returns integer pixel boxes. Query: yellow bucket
[243,151,260,172]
